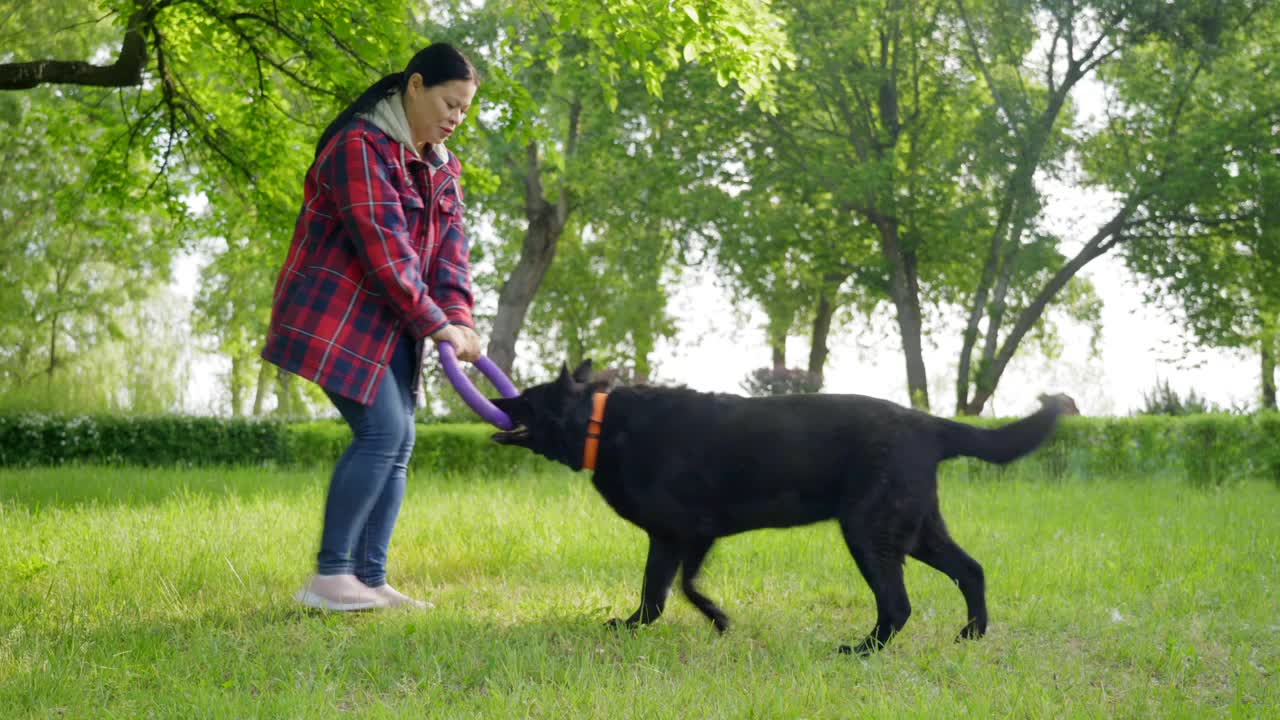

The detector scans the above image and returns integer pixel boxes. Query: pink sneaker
[294,574,387,611]
[371,584,433,609]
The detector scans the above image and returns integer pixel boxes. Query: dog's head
[490,360,598,467]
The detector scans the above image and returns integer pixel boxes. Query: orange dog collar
[582,392,609,471]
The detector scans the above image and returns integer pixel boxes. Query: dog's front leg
[609,534,681,629]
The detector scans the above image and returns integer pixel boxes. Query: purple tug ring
[437,341,519,430]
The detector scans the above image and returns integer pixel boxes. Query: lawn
[1,465,1276,718]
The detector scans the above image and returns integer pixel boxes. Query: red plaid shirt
[262,118,474,405]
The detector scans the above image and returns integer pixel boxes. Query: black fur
[492,361,1065,654]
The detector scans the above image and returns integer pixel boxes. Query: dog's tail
[935,395,1066,464]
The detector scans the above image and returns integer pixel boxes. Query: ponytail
[315,72,404,157]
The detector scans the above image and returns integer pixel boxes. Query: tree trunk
[46,311,59,385]
[487,100,581,375]
[488,207,566,375]
[953,9,1085,413]
[274,367,293,418]
[1263,331,1277,411]
[771,343,786,371]
[875,217,929,409]
[765,301,790,370]
[229,355,244,417]
[252,359,271,416]
[808,292,835,380]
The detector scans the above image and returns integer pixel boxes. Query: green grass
[1,466,1277,719]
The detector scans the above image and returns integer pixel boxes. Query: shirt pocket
[435,189,465,243]
[396,187,429,254]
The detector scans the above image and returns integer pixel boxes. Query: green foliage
[1098,1,1280,370]
[528,0,794,112]
[955,412,1280,487]
[1137,379,1217,416]
[283,420,553,476]
[525,221,678,379]
[0,414,555,474]
[0,413,288,467]
[4,0,1278,422]
[0,88,188,407]
[2,466,1277,717]
[4,412,1278,489]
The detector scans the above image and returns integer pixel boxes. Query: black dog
[492,362,1065,654]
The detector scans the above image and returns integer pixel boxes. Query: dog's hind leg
[610,534,681,629]
[909,510,987,641]
[838,521,914,655]
[680,537,729,633]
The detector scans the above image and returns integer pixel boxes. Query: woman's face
[403,75,476,148]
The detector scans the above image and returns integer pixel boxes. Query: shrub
[1138,379,1217,415]
[741,367,824,397]
[2,411,1277,488]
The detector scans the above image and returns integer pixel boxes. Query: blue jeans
[317,332,418,587]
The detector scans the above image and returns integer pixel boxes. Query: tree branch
[976,197,1143,407]
[558,98,582,226]
[0,7,151,89]
[953,0,1021,138]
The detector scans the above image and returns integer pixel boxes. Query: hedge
[0,414,553,476]
[954,413,1280,486]
[1,412,1277,485]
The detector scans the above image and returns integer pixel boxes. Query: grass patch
[2,466,1277,718]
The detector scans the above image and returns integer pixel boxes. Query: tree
[2,0,796,412]
[0,87,186,410]
[702,0,1014,408]
[0,0,415,177]
[1098,1,1280,410]
[945,0,1274,414]
[455,0,794,375]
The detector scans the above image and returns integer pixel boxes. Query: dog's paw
[604,617,634,632]
[956,620,986,641]
[838,639,882,656]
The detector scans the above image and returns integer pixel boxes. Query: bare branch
[1046,19,1064,94]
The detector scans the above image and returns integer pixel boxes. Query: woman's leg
[316,333,415,578]
[354,338,418,589]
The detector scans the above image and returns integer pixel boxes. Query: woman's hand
[454,325,484,361]
[432,323,483,362]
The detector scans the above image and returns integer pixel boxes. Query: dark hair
[316,42,479,157]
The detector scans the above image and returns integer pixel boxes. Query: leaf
[683,6,700,24]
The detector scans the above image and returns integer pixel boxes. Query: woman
[262,43,483,611]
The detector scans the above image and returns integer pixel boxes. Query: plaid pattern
[262,118,474,405]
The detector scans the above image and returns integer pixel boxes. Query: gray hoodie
[361,92,448,165]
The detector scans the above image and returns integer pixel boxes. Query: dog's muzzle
[491,425,530,444]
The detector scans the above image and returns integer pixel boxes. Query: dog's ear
[571,359,593,384]
[557,363,572,386]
